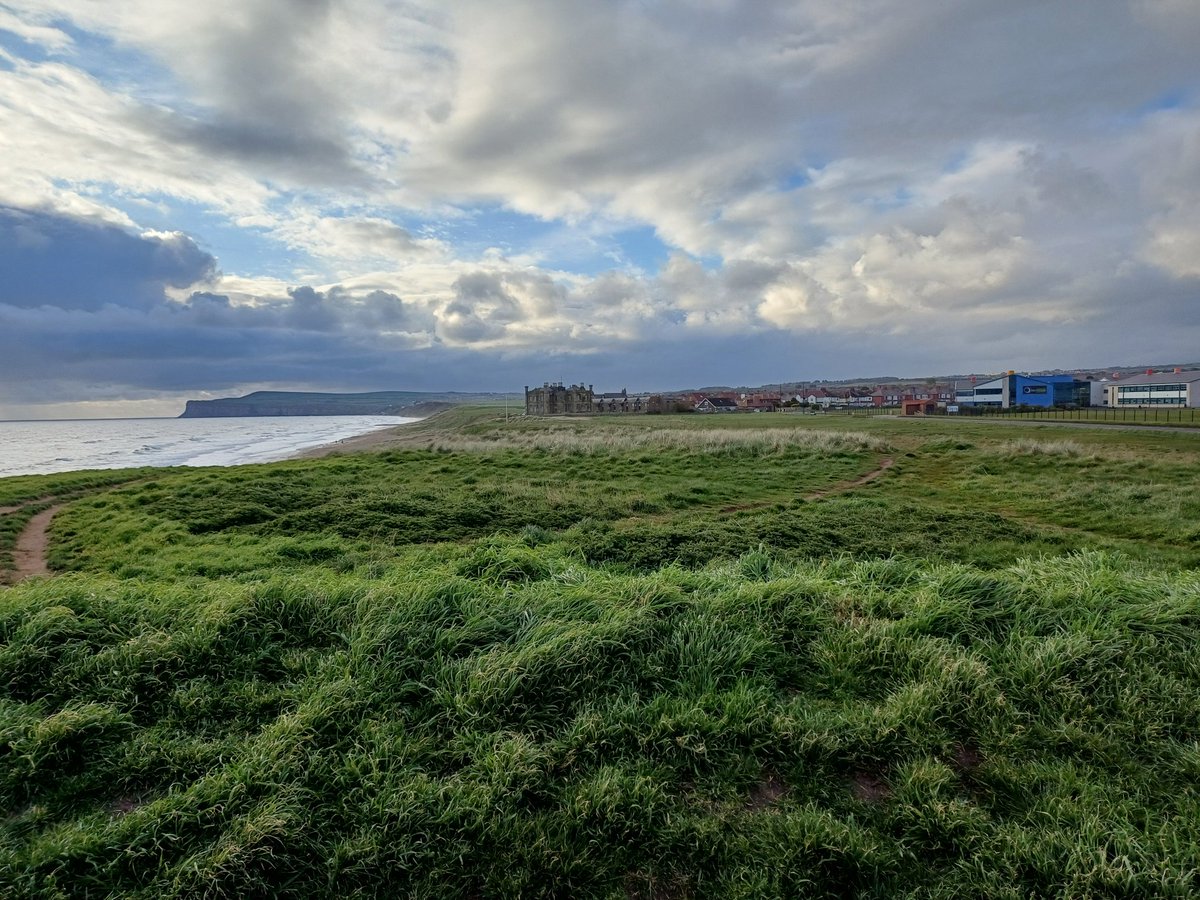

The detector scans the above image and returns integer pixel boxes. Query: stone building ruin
[524,383,595,415]
[524,382,669,416]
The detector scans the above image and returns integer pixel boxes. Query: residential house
[695,396,739,413]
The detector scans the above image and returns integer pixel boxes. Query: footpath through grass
[2,408,1199,897]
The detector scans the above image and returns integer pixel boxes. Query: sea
[0,416,420,478]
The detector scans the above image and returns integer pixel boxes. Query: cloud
[0,206,216,310]
[0,8,73,50]
[1136,109,1200,278]
[435,269,575,345]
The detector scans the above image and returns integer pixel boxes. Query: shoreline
[294,418,426,459]
[292,402,463,459]
[0,416,426,479]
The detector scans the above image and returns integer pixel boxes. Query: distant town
[525,364,1200,416]
[174,363,1200,420]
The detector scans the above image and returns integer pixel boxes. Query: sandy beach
[295,420,424,458]
[295,402,481,458]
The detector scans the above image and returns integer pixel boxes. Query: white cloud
[0,8,73,50]
[1136,109,1200,278]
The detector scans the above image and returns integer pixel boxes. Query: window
[1117,396,1184,405]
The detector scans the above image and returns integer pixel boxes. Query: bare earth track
[717,457,895,514]
[8,504,63,583]
[804,457,895,500]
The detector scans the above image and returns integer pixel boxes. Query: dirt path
[9,504,64,582]
[716,457,896,515]
[804,457,894,500]
[0,494,68,516]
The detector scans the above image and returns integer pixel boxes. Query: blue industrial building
[955,374,1090,409]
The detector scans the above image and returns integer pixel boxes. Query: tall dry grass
[421,427,889,455]
[999,438,1089,457]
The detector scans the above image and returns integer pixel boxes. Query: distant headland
[178,390,499,418]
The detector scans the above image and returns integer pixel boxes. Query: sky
[1,0,1198,418]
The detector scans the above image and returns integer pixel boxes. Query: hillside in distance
[178,390,503,418]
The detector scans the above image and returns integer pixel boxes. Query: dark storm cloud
[0,298,397,402]
[0,206,216,310]
[348,290,419,330]
[168,285,430,336]
[0,293,469,405]
[286,285,341,331]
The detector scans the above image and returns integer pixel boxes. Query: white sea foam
[0,416,418,477]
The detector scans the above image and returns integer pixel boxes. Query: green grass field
[2,409,1199,897]
[833,405,1200,427]
[964,406,1200,426]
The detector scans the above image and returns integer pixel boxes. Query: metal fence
[790,405,1200,425]
[960,406,1200,425]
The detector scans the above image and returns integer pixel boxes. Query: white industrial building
[1105,371,1200,408]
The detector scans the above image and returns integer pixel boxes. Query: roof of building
[700,397,739,408]
[1109,371,1200,386]
[1016,374,1080,384]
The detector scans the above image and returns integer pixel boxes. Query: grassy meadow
[2,408,1199,897]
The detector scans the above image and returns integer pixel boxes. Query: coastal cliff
[179,391,483,418]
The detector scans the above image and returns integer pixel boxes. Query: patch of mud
[948,742,987,798]
[744,769,788,811]
[625,872,692,899]
[949,742,984,777]
[851,770,892,804]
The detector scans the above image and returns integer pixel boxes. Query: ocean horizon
[0,415,419,478]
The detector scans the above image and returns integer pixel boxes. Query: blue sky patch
[54,19,186,106]
[0,27,51,62]
[429,205,559,258]
[610,225,670,274]
[781,169,813,191]
[941,148,971,174]
[1139,88,1189,115]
